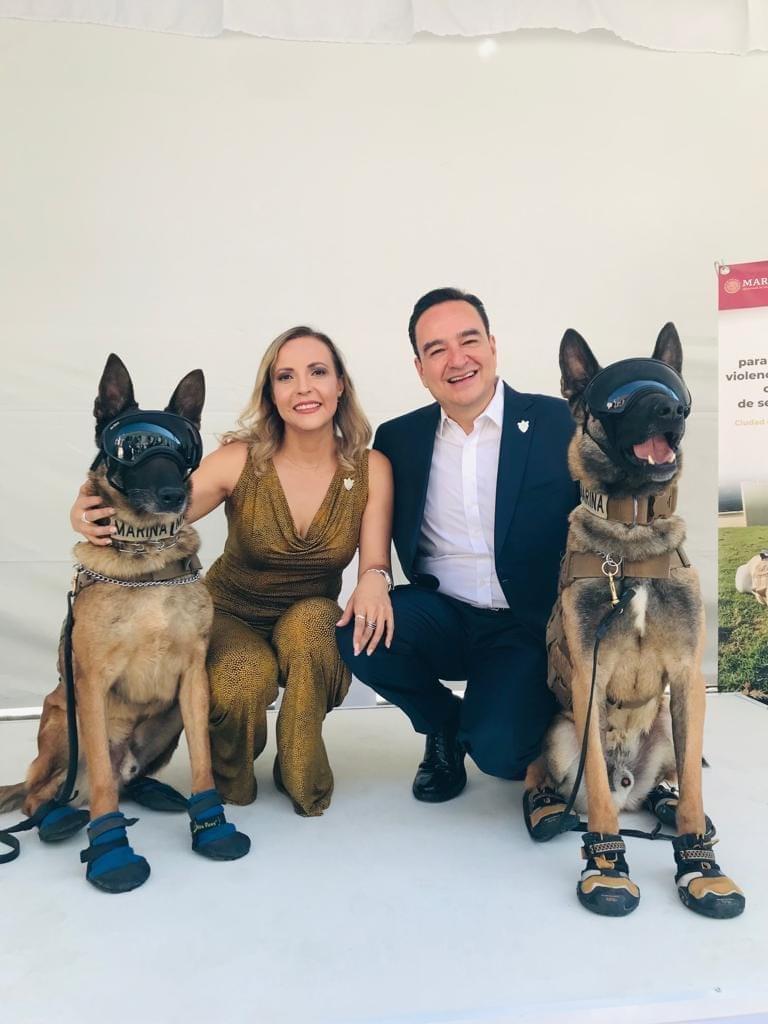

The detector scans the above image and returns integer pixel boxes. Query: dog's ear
[559,329,601,409]
[165,369,205,428]
[652,322,683,374]
[94,354,138,438]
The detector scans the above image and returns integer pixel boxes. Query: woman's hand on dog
[70,482,116,546]
[336,572,394,657]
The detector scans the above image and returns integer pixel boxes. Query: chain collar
[72,561,202,592]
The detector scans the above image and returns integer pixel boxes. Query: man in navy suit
[337,288,578,801]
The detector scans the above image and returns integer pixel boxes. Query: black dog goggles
[584,358,691,419]
[99,411,203,477]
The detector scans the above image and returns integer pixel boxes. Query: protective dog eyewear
[584,358,691,418]
[99,411,203,476]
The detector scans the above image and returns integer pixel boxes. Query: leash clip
[600,554,622,577]
[601,554,622,605]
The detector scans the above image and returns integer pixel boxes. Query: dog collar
[579,483,677,525]
[72,555,202,595]
[109,513,185,555]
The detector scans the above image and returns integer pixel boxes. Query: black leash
[557,585,675,843]
[0,591,81,864]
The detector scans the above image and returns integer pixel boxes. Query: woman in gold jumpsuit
[74,327,394,817]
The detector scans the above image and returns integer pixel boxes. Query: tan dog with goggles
[0,354,249,892]
[523,324,744,920]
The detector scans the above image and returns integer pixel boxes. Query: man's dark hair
[408,287,490,356]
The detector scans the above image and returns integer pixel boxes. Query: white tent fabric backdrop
[2,18,768,709]
[1,0,768,52]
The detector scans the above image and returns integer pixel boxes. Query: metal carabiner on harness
[601,554,623,606]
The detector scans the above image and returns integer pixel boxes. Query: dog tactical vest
[546,483,690,713]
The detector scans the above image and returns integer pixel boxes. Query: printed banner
[718,259,768,697]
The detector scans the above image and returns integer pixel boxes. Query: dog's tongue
[633,434,674,463]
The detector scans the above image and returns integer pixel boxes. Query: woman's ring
[354,613,366,621]
[81,512,89,524]
[366,620,377,629]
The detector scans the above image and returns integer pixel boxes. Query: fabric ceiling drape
[1,0,767,53]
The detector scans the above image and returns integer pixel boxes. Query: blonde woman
[72,327,394,816]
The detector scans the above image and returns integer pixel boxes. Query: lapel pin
[517,420,529,434]
[343,478,354,490]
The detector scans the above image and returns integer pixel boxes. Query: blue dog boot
[188,789,250,861]
[123,775,188,813]
[80,811,150,894]
[36,802,89,844]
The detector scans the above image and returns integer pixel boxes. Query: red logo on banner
[719,261,768,310]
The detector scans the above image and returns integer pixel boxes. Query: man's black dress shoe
[412,723,467,802]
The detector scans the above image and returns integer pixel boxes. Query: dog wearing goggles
[523,324,744,919]
[0,354,249,892]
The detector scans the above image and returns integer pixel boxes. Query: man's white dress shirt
[414,379,508,609]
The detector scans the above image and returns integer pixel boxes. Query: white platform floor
[0,694,766,1024]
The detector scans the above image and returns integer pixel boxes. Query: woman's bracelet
[362,567,393,592]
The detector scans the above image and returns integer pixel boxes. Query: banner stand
[717,260,768,702]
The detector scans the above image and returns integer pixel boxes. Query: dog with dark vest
[523,324,744,919]
[0,354,249,892]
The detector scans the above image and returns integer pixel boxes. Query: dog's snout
[158,486,186,511]
[652,396,684,420]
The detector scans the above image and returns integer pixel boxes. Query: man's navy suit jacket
[373,382,579,639]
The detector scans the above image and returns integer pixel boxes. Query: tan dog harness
[547,482,690,712]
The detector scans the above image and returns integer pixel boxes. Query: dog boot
[673,832,745,919]
[37,802,90,843]
[577,833,640,917]
[123,775,188,813]
[80,811,150,894]
[188,789,250,861]
[644,784,715,840]
[523,787,580,842]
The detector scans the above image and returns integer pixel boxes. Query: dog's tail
[0,782,28,813]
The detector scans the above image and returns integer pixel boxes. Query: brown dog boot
[577,833,640,917]
[673,833,745,919]
[523,787,580,842]
[644,783,715,841]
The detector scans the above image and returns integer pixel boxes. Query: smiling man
[337,287,578,802]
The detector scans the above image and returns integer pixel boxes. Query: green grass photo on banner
[719,526,768,698]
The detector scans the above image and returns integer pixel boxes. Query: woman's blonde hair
[223,326,372,476]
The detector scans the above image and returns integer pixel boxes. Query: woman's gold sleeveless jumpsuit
[204,451,369,816]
